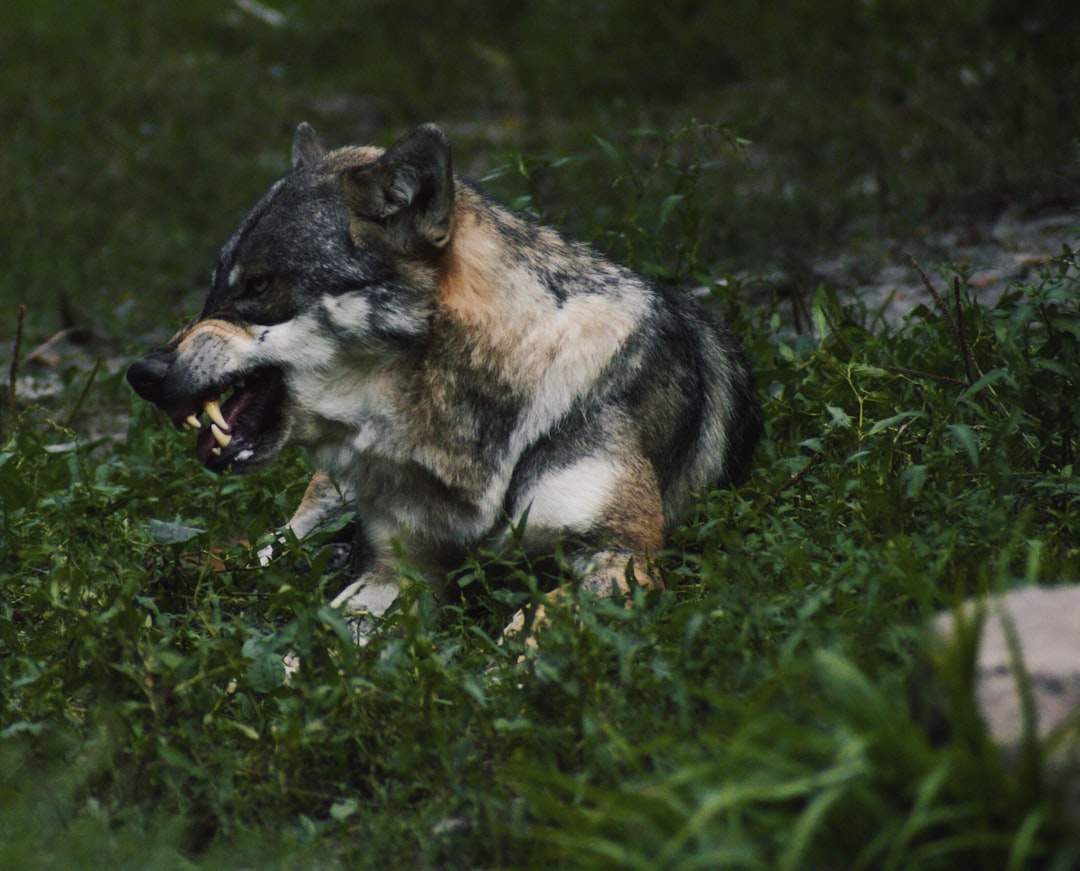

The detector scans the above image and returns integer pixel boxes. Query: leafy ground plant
[2,3,1080,861]
[3,188,1079,867]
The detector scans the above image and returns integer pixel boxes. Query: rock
[753,206,1079,332]
[932,585,1080,763]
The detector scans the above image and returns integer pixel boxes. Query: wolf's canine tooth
[211,423,232,448]
[184,414,202,430]
[205,399,229,432]
[211,446,222,457]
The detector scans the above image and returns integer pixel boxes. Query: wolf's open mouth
[167,367,286,473]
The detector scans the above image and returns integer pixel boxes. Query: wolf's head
[126,124,454,473]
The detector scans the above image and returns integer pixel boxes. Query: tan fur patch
[435,193,648,400]
[571,453,666,599]
[290,470,343,530]
[176,318,256,351]
[317,145,384,175]
[436,206,503,324]
[596,456,665,554]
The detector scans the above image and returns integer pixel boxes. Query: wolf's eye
[247,274,271,295]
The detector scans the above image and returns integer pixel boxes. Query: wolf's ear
[343,124,455,256]
[292,123,326,169]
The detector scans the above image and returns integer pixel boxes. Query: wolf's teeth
[211,424,232,448]
[211,446,222,457]
[204,399,229,432]
[184,414,202,430]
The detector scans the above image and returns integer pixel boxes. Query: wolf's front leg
[258,469,353,565]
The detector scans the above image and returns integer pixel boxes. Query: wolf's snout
[126,350,174,403]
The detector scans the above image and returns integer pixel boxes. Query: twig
[881,365,970,388]
[23,326,87,365]
[909,254,961,338]
[234,0,286,27]
[770,451,823,500]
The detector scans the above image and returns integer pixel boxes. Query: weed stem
[3,304,26,442]
[908,255,979,385]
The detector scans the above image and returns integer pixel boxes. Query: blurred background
[2,0,1077,344]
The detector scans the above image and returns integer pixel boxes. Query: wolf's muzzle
[126,349,175,405]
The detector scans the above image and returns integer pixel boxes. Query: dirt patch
[750,206,1079,330]
[837,207,1078,327]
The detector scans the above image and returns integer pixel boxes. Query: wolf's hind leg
[504,451,666,644]
[502,547,662,648]
[574,548,664,598]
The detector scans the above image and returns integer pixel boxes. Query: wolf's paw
[330,574,400,648]
[345,614,380,646]
[256,535,351,573]
[502,604,545,652]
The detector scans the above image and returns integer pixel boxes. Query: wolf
[126,123,762,640]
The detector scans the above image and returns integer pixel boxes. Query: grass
[4,228,1080,869]
[3,1,1080,868]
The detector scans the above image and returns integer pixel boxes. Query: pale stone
[933,585,1080,756]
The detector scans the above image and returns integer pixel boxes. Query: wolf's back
[608,281,761,529]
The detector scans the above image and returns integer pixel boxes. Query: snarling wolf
[127,123,762,638]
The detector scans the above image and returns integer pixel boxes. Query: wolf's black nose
[126,351,172,403]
